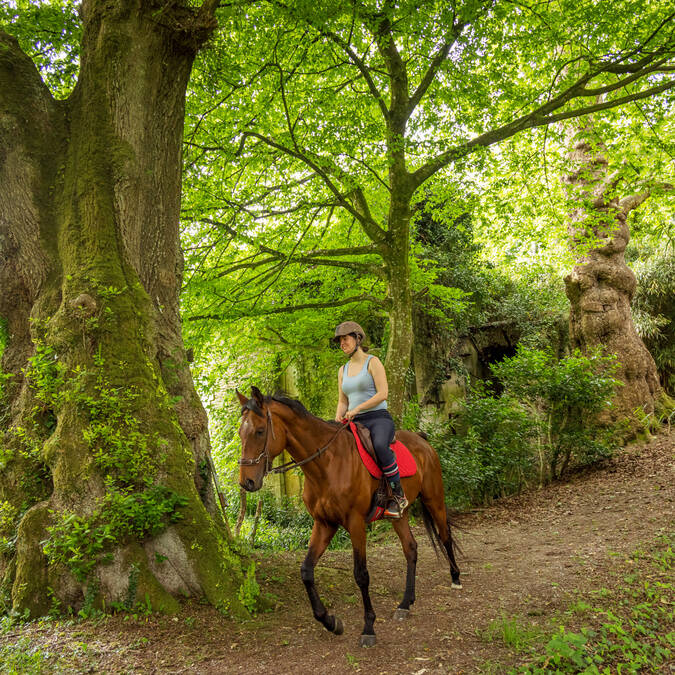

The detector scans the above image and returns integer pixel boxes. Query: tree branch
[371,1,409,118]
[238,131,386,241]
[620,183,673,215]
[0,31,60,311]
[201,217,380,261]
[268,0,389,120]
[412,69,675,187]
[408,22,466,114]
[186,294,383,321]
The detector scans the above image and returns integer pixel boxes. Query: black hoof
[359,633,377,648]
[331,616,344,635]
[393,608,409,620]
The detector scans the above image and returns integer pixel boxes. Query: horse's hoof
[331,616,344,635]
[451,582,463,590]
[393,608,409,621]
[359,634,377,648]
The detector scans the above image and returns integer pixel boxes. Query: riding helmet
[333,321,365,343]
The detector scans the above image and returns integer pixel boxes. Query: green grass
[479,613,543,651]
[479,532,675,675]
[0,637,56,674]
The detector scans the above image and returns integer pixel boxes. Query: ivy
[22,338,188,582]
[43,486,188,582]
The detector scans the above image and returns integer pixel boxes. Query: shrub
[491,347,621,481]
[434,347,621,507]
[433,392,536,507]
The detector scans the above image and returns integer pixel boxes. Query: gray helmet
[333,321,365,343]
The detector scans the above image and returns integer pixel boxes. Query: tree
[0,0,248,617]
[562,122,671,422]
[183,0,675,418]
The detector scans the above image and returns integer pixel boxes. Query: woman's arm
[335,366,349,421]
[344,356,388,419]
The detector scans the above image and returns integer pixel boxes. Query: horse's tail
[420,501,462,574]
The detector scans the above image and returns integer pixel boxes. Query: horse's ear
[250,386,264,408]
[235,389,248,407]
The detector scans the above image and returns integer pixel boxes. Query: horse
[237,387,461,647]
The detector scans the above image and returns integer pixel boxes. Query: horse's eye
[256,428,265,436]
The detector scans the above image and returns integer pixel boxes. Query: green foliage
[517,578,674,673]
[0,0,81,99]
[480,613,542,651]
[491,347,621,481]
[434,391,536,507]
[234,490,351,552]
[237,561,260,615]
[483,271,569,352]
[0,636,55,674]
[181,0,675,394]
[434,347,620,507]
[43,486,187,582]
[26,342,68,412]
[0,501,19,556]
[21,341,188,582]
[631,242,675,394]
[476,534,675,674]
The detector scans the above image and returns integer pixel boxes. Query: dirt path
[3,432,673,674]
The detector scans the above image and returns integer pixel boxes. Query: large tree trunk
[0,1,247,618]
[383,193,414,423]
[562,126,661,423]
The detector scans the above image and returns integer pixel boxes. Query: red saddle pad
[348,422,417,479]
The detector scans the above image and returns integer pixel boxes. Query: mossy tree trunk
[383,208,414,424]
[562,125,662,423]
[380,100,416,423]
[0,0,247,618]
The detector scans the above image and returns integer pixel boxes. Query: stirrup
[383,495,408,520]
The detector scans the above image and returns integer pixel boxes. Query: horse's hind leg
[301,520,343,635]
[424,498,462,588]
[347,517,376,647]
[392,515,417,619]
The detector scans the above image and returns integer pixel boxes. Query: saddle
[348,421,417,523]
[348,422,417,479]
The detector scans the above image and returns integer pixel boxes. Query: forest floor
[2,431,673,674]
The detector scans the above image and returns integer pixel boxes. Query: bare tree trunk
[0,1,247,618]
[562,125,662,424]
[249,499,263,546]
[235,488,247,537]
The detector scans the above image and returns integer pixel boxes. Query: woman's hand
[344,407,360,421]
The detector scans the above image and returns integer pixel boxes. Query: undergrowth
[479,531,674,674]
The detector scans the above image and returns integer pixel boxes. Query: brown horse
[237,387,461,647]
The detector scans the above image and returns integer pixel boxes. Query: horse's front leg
[392,514,417,620]
[301,520,343,635]
[348,517,376,647]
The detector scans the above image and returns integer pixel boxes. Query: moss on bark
[0,1,248,618]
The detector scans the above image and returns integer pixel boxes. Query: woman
[333,321,408,519]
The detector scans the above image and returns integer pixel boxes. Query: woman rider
[333,321,408,519]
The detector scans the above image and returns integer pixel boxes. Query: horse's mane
[269,390,341,428]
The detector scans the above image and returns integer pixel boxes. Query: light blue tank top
[341,355,387,412]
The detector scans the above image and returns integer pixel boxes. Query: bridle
[238,406,348,476]
[237,408,276,476]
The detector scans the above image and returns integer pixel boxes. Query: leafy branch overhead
[183,0,675,321]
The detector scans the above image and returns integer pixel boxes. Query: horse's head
[236,386,286,492]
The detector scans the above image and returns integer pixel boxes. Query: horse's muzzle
[240,477,260,492]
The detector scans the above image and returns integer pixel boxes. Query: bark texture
[562,126,661,423]
[0,0,246,617]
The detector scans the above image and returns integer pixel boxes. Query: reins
[238,406,349,476]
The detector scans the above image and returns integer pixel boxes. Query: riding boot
[383,479,408,520]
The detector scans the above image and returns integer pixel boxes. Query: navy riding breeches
[352,409,399,482]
